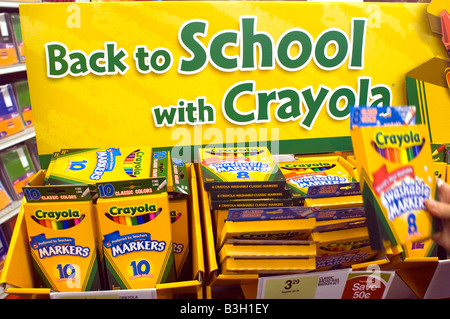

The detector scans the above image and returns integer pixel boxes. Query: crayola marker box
[95,178,176,289]
[218,239,317,261]
[311,226,376,271]
[199,146,286,193]
[169,193,190,281]
[22,178,102,292]
[46,147,153,185]
[220,257,316,275]
[218,218,316,249]
[350,106,440,250]
[156,151,191,281]
[279,156,359,206]
[209,196,292,210]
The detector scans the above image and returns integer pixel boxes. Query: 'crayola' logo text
[238,231,301,239]
[206,147,263,157]
[321,238,369,251]
[34,209,80,221]
[132,151,144,176]
[282,162,332,169]
[374,131,422,149]
[109,203,158,216]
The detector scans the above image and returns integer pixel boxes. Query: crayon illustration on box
[350,106,440,255]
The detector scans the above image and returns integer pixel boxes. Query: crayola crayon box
[95,178,176,290]
[350,106,440,253]
[279,155,359,206]
[22,176,103,292]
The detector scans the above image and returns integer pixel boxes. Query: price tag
[341,271,394,299]
[50,288,157,299]
[257,269,350,299]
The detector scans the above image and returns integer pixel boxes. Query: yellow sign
[19,2,445,167]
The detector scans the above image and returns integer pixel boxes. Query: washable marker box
[279,156,359,206]
[220,256,316,275]
[199,146,286,193]
[46,147,153,185]
[209,196,292,210]
[22,181,102,292]
[304,194,363,209]
[209,189,291,201]
[95,178,176,289]
[350,106,439,248]
[311,227,376,271]
[226,206,322,221]
[218,239,317,261]
[218,218,316,249]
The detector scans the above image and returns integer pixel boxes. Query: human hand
[424,179,450,251]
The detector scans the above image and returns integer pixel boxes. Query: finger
[437,180,450,203]
[424,198,450,219]
[431,232,450,252]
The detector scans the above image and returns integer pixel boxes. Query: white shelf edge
[0,64,26,75]
[0,1,19,8]
[0,200,21,225]
[0,127,35,152]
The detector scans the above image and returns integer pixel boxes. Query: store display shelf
[0,64,26,75]
[0,127,35,152]
[0,200,21,225]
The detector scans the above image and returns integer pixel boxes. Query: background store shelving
[0,1,40,299]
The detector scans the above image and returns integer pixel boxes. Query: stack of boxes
[199,146,377,276]
[21,147,191,292]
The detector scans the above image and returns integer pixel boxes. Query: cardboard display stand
[1,1,450,299]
